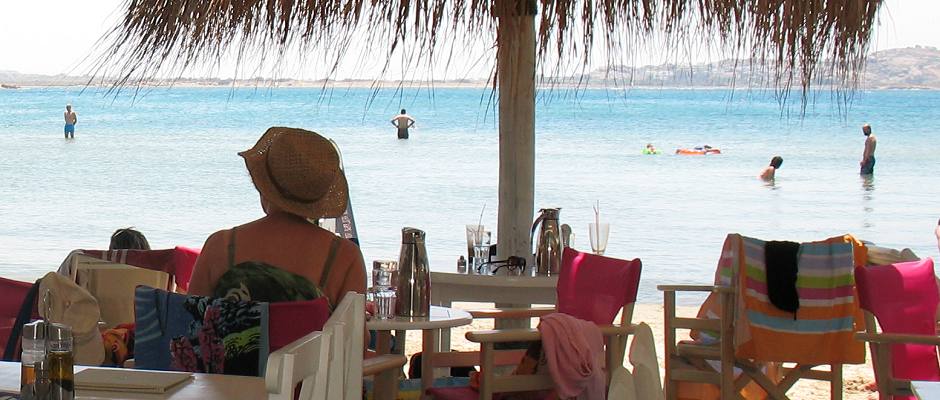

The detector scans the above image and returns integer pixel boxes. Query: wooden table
[0,362,265,399]
[430,272,557,305]
[914,381,940,399]
[430,272,557,351]
[367,306,472,400]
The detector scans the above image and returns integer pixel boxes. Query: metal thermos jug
[531,208,563,276]
[396,227,431,317]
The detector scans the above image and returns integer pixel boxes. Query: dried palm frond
[89,0,883,102]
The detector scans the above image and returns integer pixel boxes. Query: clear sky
[0,0,936,79]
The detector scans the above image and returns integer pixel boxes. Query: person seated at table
[188,127,366,306]
[109,227,151,250]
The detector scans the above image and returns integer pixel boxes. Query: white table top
[0,362,265,399]
[366,305,472,331]
[914,381,940,399]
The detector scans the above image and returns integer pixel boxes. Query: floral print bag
[134,286,270,376]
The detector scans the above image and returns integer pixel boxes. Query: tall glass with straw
[589,201,609,256]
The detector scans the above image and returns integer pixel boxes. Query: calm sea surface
[0,87,937,303]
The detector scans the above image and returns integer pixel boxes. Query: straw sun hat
[240,127,348,219]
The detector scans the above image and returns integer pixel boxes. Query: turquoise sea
[0,86,938,303]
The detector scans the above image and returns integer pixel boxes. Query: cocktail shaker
[396,227,431,317]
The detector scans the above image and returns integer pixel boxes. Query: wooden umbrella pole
[495,0,536,273]
[495,0,536,331]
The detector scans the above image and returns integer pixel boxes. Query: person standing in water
[859,123,877,175]
[64,104,77,139]
[759,156,783,181]
[390,109,415,139]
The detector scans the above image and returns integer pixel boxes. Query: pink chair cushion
[171,246,200,291]
[268,297,331,352]
[856,258,940,383]
[0,276,35,351]
[426,386,478,400]
[557,248,642,325]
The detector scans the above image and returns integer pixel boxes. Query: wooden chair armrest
[657,284,732,293]
[362,354,407,376]
[466,324,634,343]
[855,332,940,346]
[468,306,556,319]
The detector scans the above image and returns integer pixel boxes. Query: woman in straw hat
[188,127,366,307]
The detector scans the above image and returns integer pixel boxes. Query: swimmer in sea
[64,104,77,139]
[390,109,415,139]
[759,156,783,181]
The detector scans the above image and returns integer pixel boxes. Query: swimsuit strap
[228,227,237,269]
[319,236,342,288]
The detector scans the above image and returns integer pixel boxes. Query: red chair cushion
[856,258,940,382]
[268,297,331,352]
[557,248,641,325]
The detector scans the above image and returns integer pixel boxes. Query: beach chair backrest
[321,292,364,400]
[557,247,641,325]
[75,255,169,328]
[265,326,332,400]
[79,247,200,292]
[856,258,940,385]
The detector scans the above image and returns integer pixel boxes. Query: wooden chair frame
[427,289,637,400]
[658,285,844,400]
[855,311,940,398]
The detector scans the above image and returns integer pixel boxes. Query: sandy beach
[400,303,877,399]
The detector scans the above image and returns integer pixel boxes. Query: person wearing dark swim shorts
[390,109,415,139]
[859,124,877,175]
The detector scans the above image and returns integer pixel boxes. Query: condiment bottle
[46,323,74,400]
[457,256,467,274]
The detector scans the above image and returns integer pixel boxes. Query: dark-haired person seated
[110,227,151,250]
[188,127,366,306]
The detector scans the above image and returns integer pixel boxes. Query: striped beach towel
[727,234,866,364]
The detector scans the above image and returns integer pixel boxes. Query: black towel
[765,241,801,317]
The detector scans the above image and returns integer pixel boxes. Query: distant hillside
[571,46,940,89]
[2,46,940,89]
[862,46,940,89]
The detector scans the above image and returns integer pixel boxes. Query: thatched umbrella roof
[94,0,883,94]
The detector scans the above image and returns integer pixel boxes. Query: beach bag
[134,286,270,376]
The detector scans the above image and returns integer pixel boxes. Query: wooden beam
[495,0,536,274]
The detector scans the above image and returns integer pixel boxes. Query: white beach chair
[266,292,405,400]
[265,324,333,400]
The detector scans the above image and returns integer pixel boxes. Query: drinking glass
[466,224,484,263]
[373,289,397,320]
[588,223,610,255]
[472,230,492,274]
[371,260,398,291]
